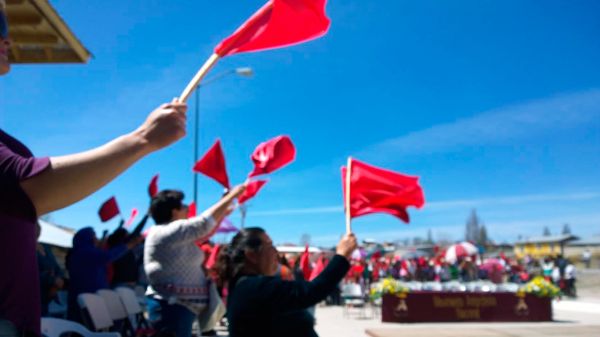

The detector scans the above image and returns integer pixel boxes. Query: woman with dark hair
[218,228,357,337]
[144,185,246,337]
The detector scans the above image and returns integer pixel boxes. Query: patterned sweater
[144,212,217,314]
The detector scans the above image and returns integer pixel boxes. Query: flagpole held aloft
[345,156,352,234]
[179,53,221,103]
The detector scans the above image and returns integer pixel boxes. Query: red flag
[309,255,327,281]
[148,174,159,198]
[124,208,139,228]
[238,180,268,204]
[299,245,312,280]
[193,139,230,188]
[342,158,425,223]
[215,0,331,57]
[205,244,221,270]
[98,197,121,222]
[188,201,197,218]
[248,135,296,177]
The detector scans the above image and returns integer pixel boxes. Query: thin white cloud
[271,89,600,191]
[308,212,600,246]
[426,192,600,210]
[248,191,600,217]
[357,89,600,160]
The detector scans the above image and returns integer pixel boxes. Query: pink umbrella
[481,258,504,283]
[444,242,478,263]
[480,258,503,271]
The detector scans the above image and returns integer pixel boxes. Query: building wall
[514,242,563,258]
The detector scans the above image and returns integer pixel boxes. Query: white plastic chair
[341,283,366,318]
[78,293,114,332]
[97,289,134,336]
[115,287,150,330]
[41,317,120,337]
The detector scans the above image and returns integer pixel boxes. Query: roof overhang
[5,0,90,63]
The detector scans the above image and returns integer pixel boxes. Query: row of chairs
[42,287,150,337]
[80,287,151,336]
[42,318,120,337]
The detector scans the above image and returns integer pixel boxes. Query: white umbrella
[445,242,478,263]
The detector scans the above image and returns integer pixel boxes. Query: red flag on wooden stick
[148,174,159,198]
[179,0,331,102]
[99,197,120,222]
[215,0,331,57]
[341,158,425,223]
[248,135,296,178]
[193,139,230,188]
[238,180,268,204]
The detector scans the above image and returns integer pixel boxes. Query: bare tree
[562,223,571,235]
[465,209,481,242]
[300,233,311,247]
[426,229,434,244]
[478,225,488,246]
[543,226,551,236]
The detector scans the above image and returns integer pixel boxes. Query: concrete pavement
[314,298,600,337]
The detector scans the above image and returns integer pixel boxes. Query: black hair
[107,228,128,247]
[216,227,266,286]
[150,189,185,224]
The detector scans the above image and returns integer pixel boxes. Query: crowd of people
[33,202,357,337]
[0,3,362,336]
[338,251,578,297]
[0,3,590,337]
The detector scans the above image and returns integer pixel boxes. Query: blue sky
[2,0,599,246]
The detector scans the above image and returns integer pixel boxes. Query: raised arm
[20,101,187,215]
[240,233,357,311]
[129,213,150,239]
[151,184,246,246]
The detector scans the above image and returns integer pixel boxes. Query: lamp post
[193,67,253,206]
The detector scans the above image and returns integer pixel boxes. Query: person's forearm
[203,190,239,224]
[21,130,152,215]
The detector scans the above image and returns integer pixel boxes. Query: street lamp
[193,67,253,206]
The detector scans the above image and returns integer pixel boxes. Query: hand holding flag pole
[179,53,220,103]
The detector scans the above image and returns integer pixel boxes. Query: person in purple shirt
[0,3,188,335]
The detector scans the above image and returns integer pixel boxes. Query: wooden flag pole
[345,156,353,234]
[178,53,221,103]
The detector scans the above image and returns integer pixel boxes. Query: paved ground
[314,298,600,337]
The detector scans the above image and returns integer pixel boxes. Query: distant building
[514,234,578,258]
[485,242,514,257]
